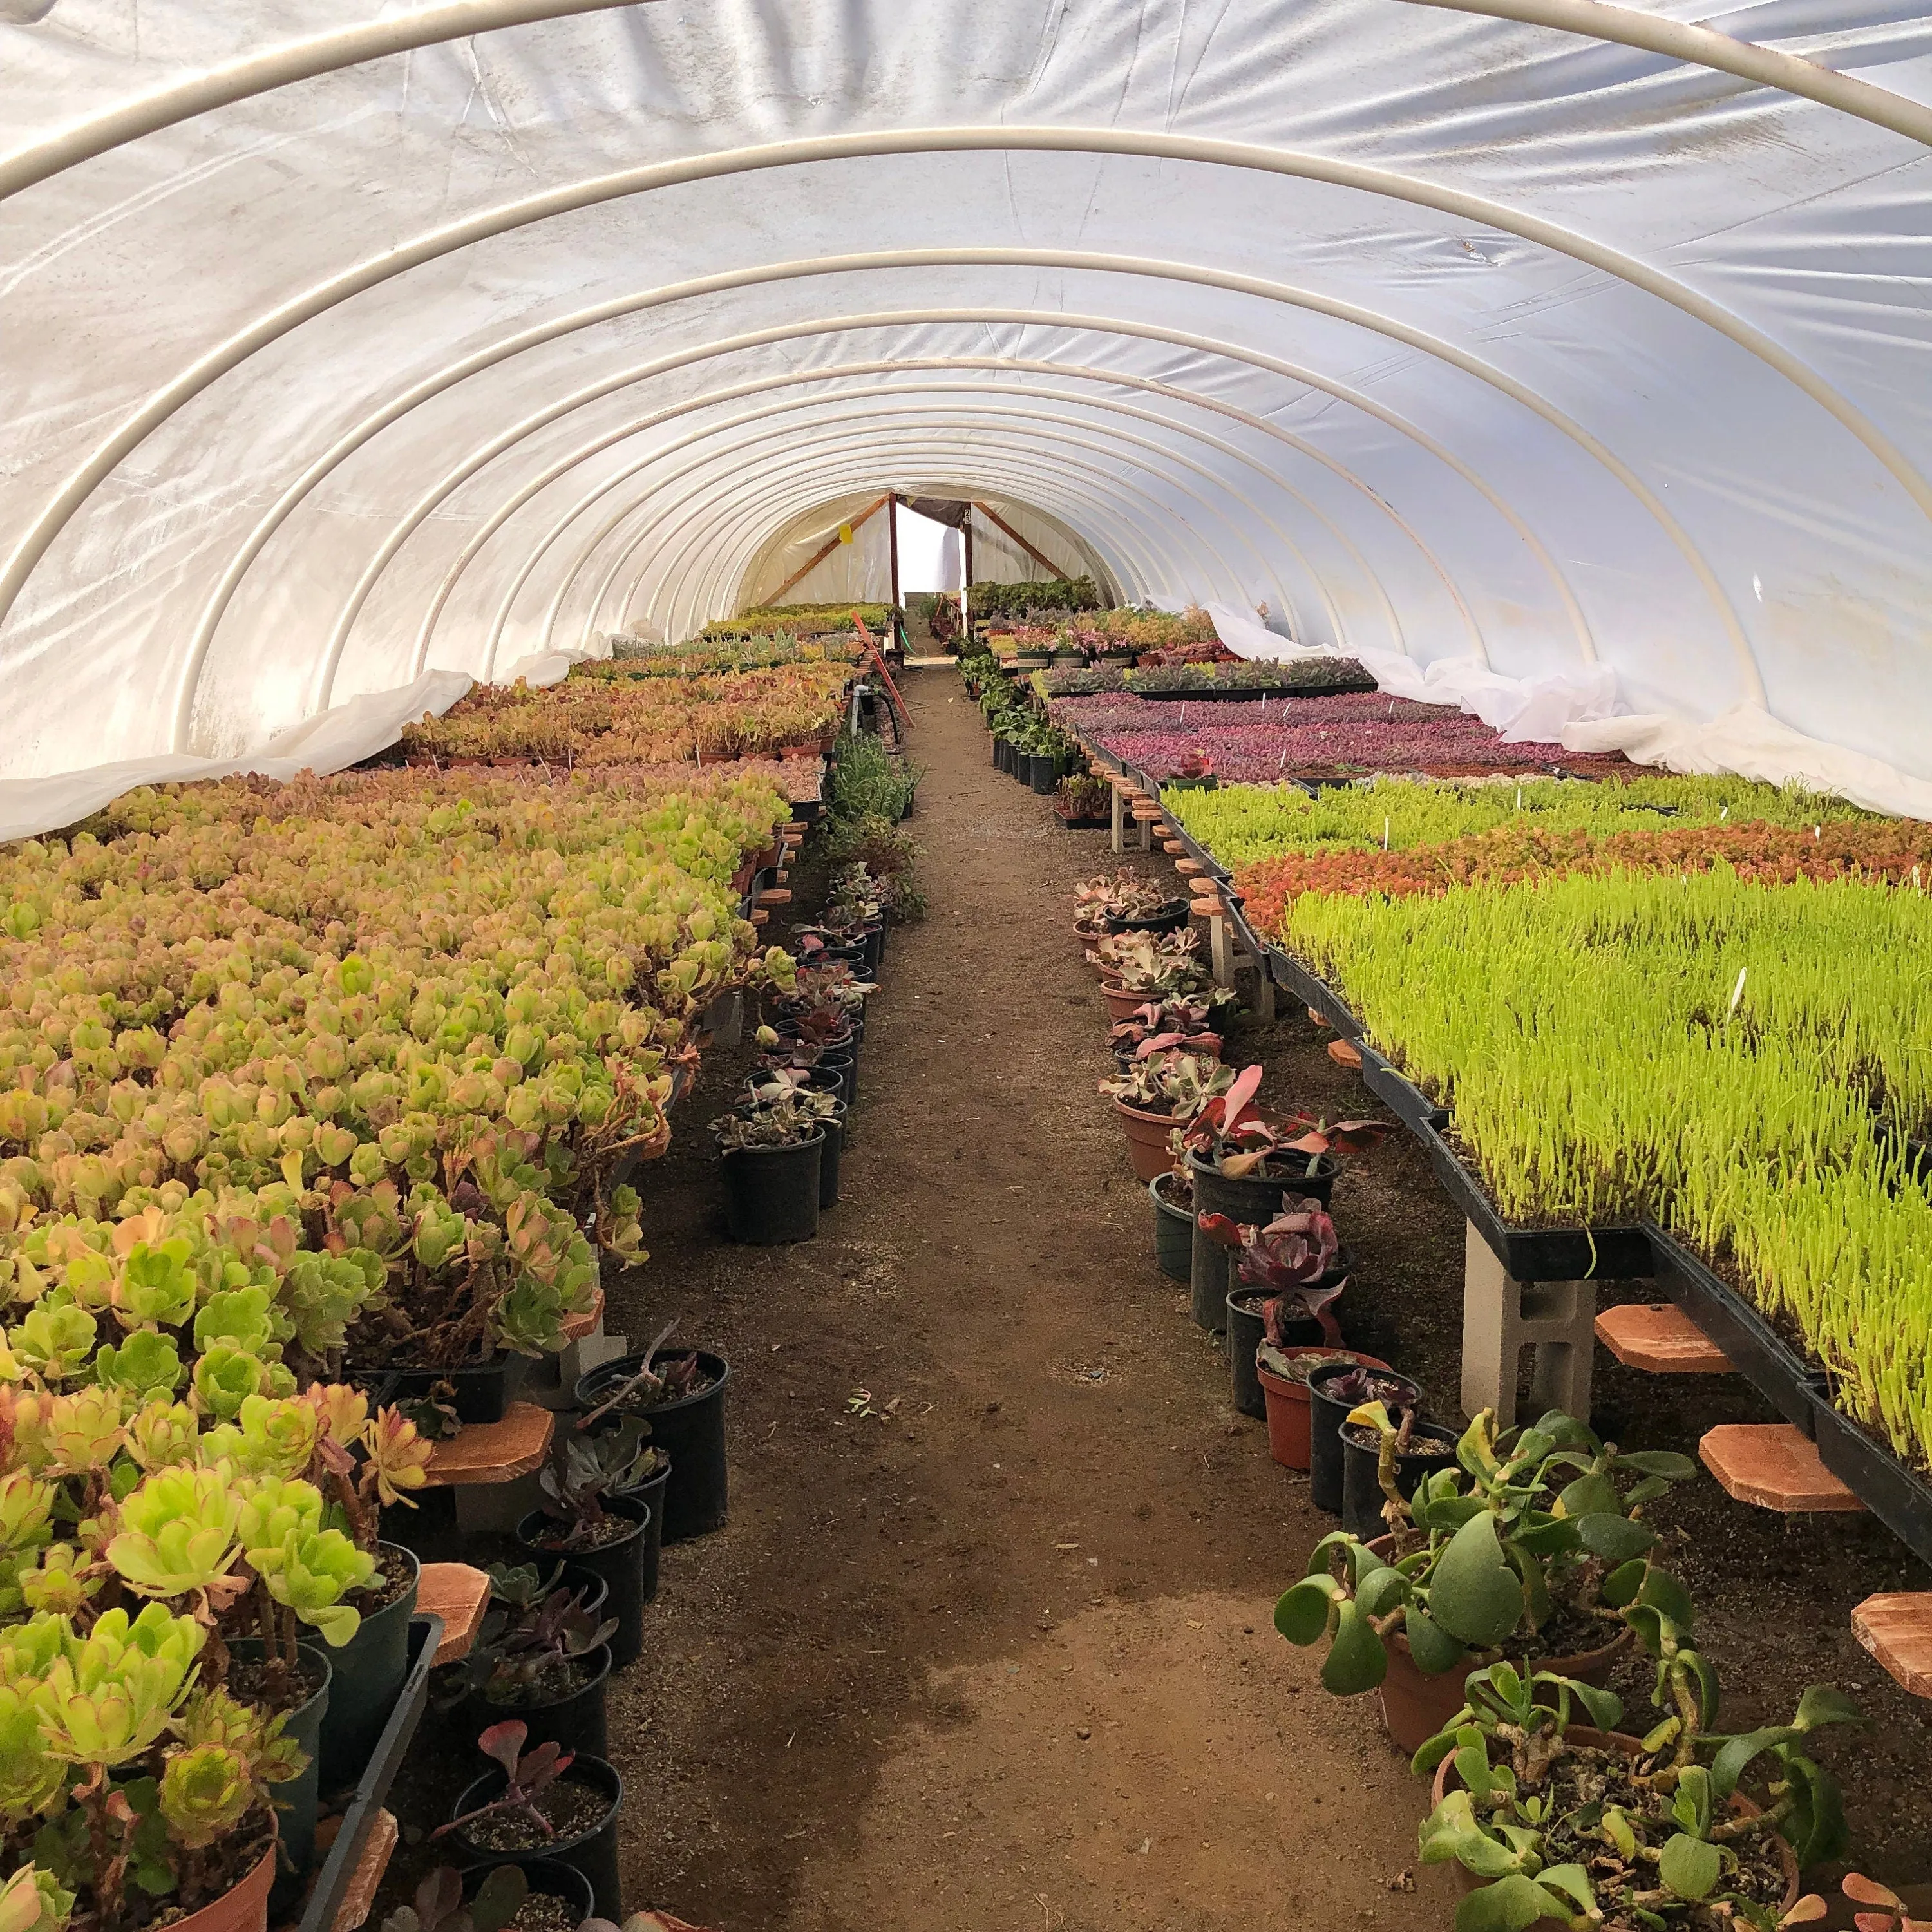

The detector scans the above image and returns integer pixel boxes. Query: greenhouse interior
[1,1,1931,1928]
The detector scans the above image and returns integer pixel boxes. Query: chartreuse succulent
[0,1865,71,1932]
[32,1605,205,1765]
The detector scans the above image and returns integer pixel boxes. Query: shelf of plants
[0,689,815,1932]
[695,601,898,643]
[1158,769,1932,1553]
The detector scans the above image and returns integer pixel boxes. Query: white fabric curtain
[2,0,1931,803]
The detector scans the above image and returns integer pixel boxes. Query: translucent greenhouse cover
[3,0,1932,827]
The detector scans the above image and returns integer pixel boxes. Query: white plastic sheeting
[3,0,1931,800]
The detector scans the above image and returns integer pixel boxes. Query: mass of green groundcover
[1175,772,1932,1475]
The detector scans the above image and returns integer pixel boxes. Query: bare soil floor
[389,666,1930,1931]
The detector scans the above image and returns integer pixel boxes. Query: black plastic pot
[1340,1421,1460,1539]
[1103,900,1191,936]
[721,1132,822,1243]
[574,1350,731,1543]
[775,1018,855,1057]
[348,1352,528,1425]
[462,1643,612,1757]
[1150,1171,1192,1283]
[817,1103,846,1209]
[516,1495,652,1669]
[1028,755,1061,796]
[820,1046,857,1110]
[231,1639,331,1873]
[319,1543,419,1789]
[1226,1286,1340,1416]
[451,1754,623,1922]
[614,1457,670,1605]
[464,1859,593,1927]
[859,921,884,979]
[1186,1155,1316,1334]
[1308,1363,1421,1515]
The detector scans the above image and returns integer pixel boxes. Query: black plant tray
[1414,1117,1651,1281]
[1265,947,1361,1040]
[296,1616,440,1932]
[1642,1225,1827,1437]
[1354,1040,1449,1133]
[1812,1403,1932,1567]
[1056,811,1113,829]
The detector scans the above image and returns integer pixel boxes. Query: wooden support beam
[1595,1303,1734,1374]
[971,500,1069,580]
[1699,1424,1863,1512]
[766,494,891,606]
[1853,1595,1932,1698]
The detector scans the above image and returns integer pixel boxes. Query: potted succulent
[1109,994,1229,1067]
[737,1068,846,1211]
[440,1566,619,1756]
[573,1331,731,1542]
[1162,748,1219,791]
[441,1721,624,1922]
[516,1419,657,1669]
[1273,1408,1699,1754]
[379,1860,596,1932]
[0,1604,308,1932]
[1201,1197,1346,1366]
[1336,1399,1460,1540]
[1073,872,1186,943]
[1055,775,1113,829]
[1098,1050,1233,1185]
[1305,1360,1425,1517]
[712,1094,825,1244]
[1087,930,1218,1019]
[1254,1342,1390,1470]
[1178,1065,1394,1210]
[1416,1658,1859,1931]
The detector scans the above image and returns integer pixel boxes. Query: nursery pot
[1187,1155,1302,1338]
[614,1455,671,1605]
[1428,1728,1795,1926]
[462,1642,612,1758]
[1225,1290,1331,1421]
[817,1101,847,1209]
[1113,1099,1181,1186]
[229,1639,331,1875]
[1308,1363,1421,1515]
[451,1753,625,1922]
[720,1131,823,1244]
[573,1350,732,1542]
[317,1541,419,1789]
[516,1495,653,1670]
[169,1845,276,1932]
[1339,1421,1461,1540]
[464,1859,594,1929]
[1150,1171,1193,1283]
[348,1352,529,1425]
[1029,756,1062,796]
[1101,900,1191,936]
[1253,1349,1390,1472]
[1101,981,1164,1023]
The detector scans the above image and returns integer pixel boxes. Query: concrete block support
[1460,1222,1596,1426]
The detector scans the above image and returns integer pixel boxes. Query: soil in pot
[318,1540,419,1789]
[463,1859,594,1932]
[1307,1362,1421,1515]
[721,1132,822,1243]
[1150,1171,1193,1283]
[1253,1346,1389,1471]
[516,1495,652,1669]
[463,1642,612,1757]
[164,1841,277,1932]
[1338,1419,1459,1540]
[451,1756,624,1922]
[573,1350,730,1542]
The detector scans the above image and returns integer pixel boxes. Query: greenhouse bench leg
[1208,912,1234,987]
[1460,1222,1596,1426]
[1111,786,1125,855]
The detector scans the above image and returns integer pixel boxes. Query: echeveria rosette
[105,1465,244,1602]
[196,1395,320,1482]
[31,1605,206,1767]
[5,1305,95,1381]
[247,1526,374,1647]
[155,1744,253,1851]
[16,1544,100,1619]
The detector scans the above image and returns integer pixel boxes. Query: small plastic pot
[347,1352,528,1424]
[1254,1349,1390,1471]
[451,1754,624,1922]
[1339,1421,1460,1539]
[318,1542,419,1789]
[461,1643,612,1757]
[1224,1290,1331,1419]
[614,1456,670,1606]
[1308,1363,1421,1515]
[820,1046,857,1112]
[463,1860,594,1928]
[817,1103,846,1209]
[1150,1171,1193,1283]
[1102,901,1191,936]
[720,1132,823,1244]
[229,1640,331,1874]
[574,1350,731,1542]
[517,1496,652,1669]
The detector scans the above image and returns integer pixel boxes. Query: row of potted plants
[580,638,860,679]
[1037,657,1378,699]
[694,602,898,643]
[398,661,854,765]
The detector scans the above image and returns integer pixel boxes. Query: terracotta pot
[1431,1729,1797,1928]
[1113,1098,1182,1185]
[171,1846,275,1932]
[1103,981,1161,1021]
[1254,1349,1389,1470]
[1370,1533,1634,1754]
[1074,920,1108,948]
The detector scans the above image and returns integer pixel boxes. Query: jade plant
[1414,1660,1861,1929]
[1274,1408,1696,1694]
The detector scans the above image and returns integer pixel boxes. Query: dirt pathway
[604,670,1443,1932]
